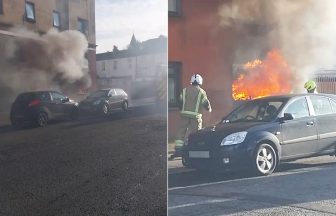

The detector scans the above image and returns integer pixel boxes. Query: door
[51,92,71,117]
[310,95,336,154]
[107,89,119,110]
[280,97,318,158]
[115,89,126,108]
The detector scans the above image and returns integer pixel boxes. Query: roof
[252,93,336,101]
[96,35,167,61]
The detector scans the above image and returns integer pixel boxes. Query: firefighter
[304,80,318,93]
[172,74,212,159]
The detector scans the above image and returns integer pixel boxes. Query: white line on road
[168,198,236,210]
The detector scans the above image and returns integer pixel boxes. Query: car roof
[252,93,336,101]
[19,90,61,94]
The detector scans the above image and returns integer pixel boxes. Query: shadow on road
[169,159,336,188]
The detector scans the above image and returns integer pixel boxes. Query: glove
[208,107,212,113]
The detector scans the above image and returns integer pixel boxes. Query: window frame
[52,10,61,29]
[25,1,36,23]
[168,61,182,108]
[78,17,88,36]
[168,0,182,17]
[0,0,3,15]
[282,97,311,119]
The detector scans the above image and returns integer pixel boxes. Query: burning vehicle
[78,88,128,115]
[182,93,336,175]
[10,91,79,128]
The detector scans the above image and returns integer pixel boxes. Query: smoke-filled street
[0,105,167,216]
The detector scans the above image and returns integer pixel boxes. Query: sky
[95,0,168,53]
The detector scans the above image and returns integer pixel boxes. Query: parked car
[182,93,336,176]
[78,88,128,115]
[10,91,79,128]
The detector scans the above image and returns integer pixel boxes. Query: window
[78,18,88,36]
[330,99,336,113]
[52,92,66,101]
[310,96,333,115]
[284,97,310,119]
[128,58,132,69]
[168,0,181,16]
[113,60,117,70]
[39,92,51,102]
[0,0,3,15]
[53,11,61,29]
[102,61,106,71]
[115,89,127,96]
[168,62,182,108]
[25,2,35,22]
[108,89,116,97]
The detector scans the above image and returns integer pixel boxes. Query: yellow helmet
[304,80,316,91]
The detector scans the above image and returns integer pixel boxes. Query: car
[78,88,128,115]
[182,93,336,176]
[10,91,79,128]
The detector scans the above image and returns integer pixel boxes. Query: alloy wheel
[255,144,276,175]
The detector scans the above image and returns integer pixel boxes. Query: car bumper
[182,145,252,171]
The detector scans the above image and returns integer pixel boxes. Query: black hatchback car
[183,93,336,175]
[10,91,78,127]
[78,88,128,115]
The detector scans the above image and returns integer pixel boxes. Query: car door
[309,95,336,154]
[115,89,125,108]
[280,96,318,159]
[51,92,70,117]
[107,89,119,110]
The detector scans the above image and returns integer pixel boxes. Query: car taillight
[28,99,41,107]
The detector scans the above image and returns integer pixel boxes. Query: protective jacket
[180,85,211,119]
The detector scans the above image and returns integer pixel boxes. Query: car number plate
[189,151,210,158]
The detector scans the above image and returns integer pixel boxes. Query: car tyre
[36,112,48,127]
[253,143,277,176]
[122,101,128,112]
[102,103,109,116]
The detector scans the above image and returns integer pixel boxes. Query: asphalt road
[169,156,336,216]
[0,105,167,216]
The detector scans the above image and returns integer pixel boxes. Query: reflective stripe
[182,88,186,111]
[175,139,184,147]
[201,96,207,103]
[181,111,202,118]
[195,91,202,113]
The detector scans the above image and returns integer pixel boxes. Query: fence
[314,71,336,94]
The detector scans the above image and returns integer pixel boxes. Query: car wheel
[122,101,128,112]
[253,143,277,176]
[37,112,48,127]
[102,103,109,115]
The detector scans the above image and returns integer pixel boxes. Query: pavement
[168,155,336,215]
[0,105,167,216]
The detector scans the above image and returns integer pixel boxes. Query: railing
[314,71,336,94]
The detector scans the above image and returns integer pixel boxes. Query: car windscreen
[224,99,287,123]
[88,90,109,98]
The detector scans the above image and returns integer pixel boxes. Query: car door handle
[306,121,314,126]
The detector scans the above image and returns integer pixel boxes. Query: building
[168,0,235,140]
[0,0,96,89]
[96,34,167,101]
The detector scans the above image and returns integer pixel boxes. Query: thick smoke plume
[0,28,91,110]
[219,0,336,93]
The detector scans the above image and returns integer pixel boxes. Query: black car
[183,93,336,175]
[78,88,128,115]
[10,91,79,127]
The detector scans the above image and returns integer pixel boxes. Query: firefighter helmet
[304,80,316,92]
[191,74,203,85]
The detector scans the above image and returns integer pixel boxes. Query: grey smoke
[218,0,336,93]
[0,28,91,110]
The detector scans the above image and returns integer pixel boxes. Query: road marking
[168,198,236,210]
[169,165,335,191]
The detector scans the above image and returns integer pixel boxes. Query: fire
[232,49,293,100]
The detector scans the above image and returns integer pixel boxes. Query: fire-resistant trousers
[175,115,202,151]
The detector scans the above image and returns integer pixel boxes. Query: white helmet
[191,74,203,85]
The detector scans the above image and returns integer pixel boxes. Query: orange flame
[232,49,293,100]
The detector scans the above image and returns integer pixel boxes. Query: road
[169,156,336,216]
[0,105,167,216]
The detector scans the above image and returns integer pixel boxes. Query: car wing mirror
[281,113,294,122]
[62,97,69,103]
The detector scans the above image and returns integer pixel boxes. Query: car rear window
[16,93,36,102]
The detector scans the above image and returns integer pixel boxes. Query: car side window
[108,89,116,97]
[115,89,126,96]
[40,92,51,102]
[284,97,309,119]
[52,92,66,101]
[310,96,333,115]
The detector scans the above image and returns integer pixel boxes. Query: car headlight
[220,131,247,146]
